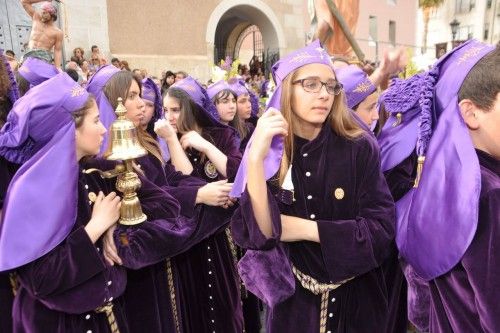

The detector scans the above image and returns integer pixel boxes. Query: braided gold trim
[9,272,18,296]
[225,228,246,333]
[95,302,120,333]
[166,259,181,333]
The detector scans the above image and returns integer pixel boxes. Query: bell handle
[82,164,125,179]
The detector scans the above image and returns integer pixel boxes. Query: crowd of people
[0,1,499,333]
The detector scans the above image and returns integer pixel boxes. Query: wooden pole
[324,0,365,61]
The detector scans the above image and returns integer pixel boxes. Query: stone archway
[206,0,286,75]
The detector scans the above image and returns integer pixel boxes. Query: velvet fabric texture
[116,154,236,333]
[232,125,395,332]
[428,150,500,333]
[168,126,244,332]
[11,164,129,333]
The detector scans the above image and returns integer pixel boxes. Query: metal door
[0,0,32,57]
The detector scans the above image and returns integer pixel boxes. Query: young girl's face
[236,94,252,120]
[355,92,379,129]
[164,94,181,134]
[291,63,337,127]
[124,80,145,127]
[141,100,155,128]
[216,92,237,125]
[75,100,107,158]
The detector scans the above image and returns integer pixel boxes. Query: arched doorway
[206,0,286,77]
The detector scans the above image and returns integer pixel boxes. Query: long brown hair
[104,71,164,165]
[278,68,364,184]
[213,89,248,140]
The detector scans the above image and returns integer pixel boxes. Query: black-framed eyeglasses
[292,77,343,96]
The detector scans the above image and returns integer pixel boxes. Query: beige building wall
[60,0,111,61]
[105,0,307,82]
[355,0,418,62]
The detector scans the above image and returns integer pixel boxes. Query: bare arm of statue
[20,0,45,18]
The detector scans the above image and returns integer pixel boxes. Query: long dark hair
[212,89,248,140]
[166,87,213,135]
[103,71,164,164]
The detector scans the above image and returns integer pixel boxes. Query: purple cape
[0,73,89,271]
[382,40,495,280]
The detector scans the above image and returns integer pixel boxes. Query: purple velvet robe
[231,126,396,333]
[11,164,129,333]
[172,126,245,333]
[384,151,430,332]
[0,156,19,333]
[381,152,419,333]
[428,150,500,333]
[115,154,232,333]
[236,122,262,333]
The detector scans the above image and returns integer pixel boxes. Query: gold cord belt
[292,264,352,333]
[225,228,246,333]
[95,302,120,333]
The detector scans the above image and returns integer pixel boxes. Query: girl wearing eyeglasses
[230,40,395,333]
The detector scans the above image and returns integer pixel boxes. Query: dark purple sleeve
[460,189,500,332]
[164,163,207,217]
[316,141,396,282]
[114,215,198,270]
[231,186,283,250]
[114,176,198,269]
[17,227,105,297]
[384,151,417,201]
[15,227,128,314]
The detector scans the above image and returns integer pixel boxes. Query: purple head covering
[142,77,170,161]
[1,49,20,104]
[142,77,163,120]
[207,80,233,101]
[231,39,334,197]
[228,78,259,117]
[377,71,432,171]
[383,40,495,280]
[335,64,376,109]
[18,56,59,87]
[171,76,221,125]
[0,73,90,271]
[86,64,120,154]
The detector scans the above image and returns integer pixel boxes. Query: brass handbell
[84,97,147,226]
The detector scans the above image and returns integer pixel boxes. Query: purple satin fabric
[206,79,232,100]
[335,64,376,109]
[172,76,221,123]
[0,73,88,271]
[86,65,121,154]
[18,56,59,87]
[395,40,494,280]
[231,39,333,197]
[0,123,78,271]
